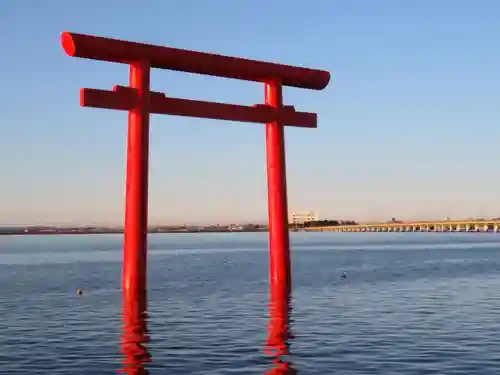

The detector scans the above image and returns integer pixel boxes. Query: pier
[307,219,500,233]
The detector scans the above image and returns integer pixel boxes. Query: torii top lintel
[61,32,330,90]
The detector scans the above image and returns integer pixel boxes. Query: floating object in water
[341,272,347,279]
[76,289,83,295]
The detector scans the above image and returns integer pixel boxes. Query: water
[1,232,500,374]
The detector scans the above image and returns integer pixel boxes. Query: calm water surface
[1,232,500,374]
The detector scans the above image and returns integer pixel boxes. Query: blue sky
[1,0,499,225]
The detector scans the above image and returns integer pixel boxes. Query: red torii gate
[61,31,329,370]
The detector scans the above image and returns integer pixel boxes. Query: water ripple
[2,233,500,373]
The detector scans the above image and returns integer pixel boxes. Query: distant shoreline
[0,227,276,236]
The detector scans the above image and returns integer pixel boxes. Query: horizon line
[2,215,499,228]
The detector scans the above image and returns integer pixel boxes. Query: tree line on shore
[292,220,358,228]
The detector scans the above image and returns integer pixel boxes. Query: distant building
[290,211,318,225]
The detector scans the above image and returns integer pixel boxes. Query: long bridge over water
[307,219,500,233]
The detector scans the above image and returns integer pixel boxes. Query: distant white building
[290,211,318,225]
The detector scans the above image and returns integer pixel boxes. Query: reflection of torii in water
[264,283,297,375]
[121,287,151,374]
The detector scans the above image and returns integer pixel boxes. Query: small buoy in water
[76,289,83,295]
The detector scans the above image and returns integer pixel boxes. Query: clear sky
[1,0,499,226]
